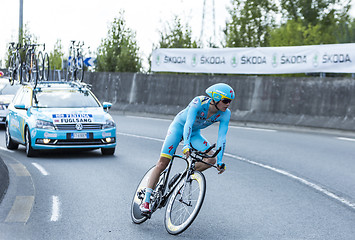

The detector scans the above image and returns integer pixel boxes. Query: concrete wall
[85,72,355,131]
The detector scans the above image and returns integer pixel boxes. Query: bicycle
[131,144,222,235]
[66,40,84,82]
[7,42,22,85]
[22,43,39,86]
[37,43,50,81]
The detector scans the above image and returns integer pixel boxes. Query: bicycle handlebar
[191,144,221,158]
[186,143,225,171]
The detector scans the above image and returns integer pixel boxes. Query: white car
[5,81,116,157]
[0,79,21,125]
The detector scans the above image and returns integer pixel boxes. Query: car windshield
[0,83,20,95]
[33,89,101,108]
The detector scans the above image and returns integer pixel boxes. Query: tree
[280,0,350,26]
[272,0,352,45]
[224,0,278,47]
[96,10,142,72]
[49,39,64,70]
[157,16,199,48]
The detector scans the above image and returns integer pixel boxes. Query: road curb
[0,155,9,204]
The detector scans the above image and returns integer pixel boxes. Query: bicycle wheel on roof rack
[38,51,44,81]
[31,55,39,88]
[23,52,32,84]
[76,56,84,82]
[66,57,74,82]
[8,55,15,85]
[43,53,50,81]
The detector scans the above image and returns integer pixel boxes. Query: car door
[8,87,32,144]
[7,87,24,142]
[15,87,33,144]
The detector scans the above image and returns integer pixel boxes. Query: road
[0,113,355,239]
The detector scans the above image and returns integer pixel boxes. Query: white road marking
[0,146,14,152]
[32,163,49,176]
[9,163,30,177]
[51,196,60,222]
[5,196,34,223]
[118,132,164,142]
[230,126,277,132]
[224,153,355,210]
[119,131,355,210]
[126,115,171,122]
[337,137,355,142]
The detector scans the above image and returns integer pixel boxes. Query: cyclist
[140,83,235,213]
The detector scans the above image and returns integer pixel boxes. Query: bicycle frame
[151,145,218,213]
[151,154,190,212]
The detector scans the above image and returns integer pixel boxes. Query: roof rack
[28,79,92,93]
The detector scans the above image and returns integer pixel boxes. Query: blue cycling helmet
[206,83,235,102]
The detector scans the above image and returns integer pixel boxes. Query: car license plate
[71,132,89,139]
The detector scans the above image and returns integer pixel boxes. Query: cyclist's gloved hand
[217,162,226,174]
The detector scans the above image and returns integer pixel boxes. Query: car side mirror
[14,104,27,110]
[102,102,112,112]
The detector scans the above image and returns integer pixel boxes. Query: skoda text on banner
[151,44,355,74]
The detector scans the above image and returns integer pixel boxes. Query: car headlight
[0,104,8,110]
[36,120,56,130]
[103,119,115,129]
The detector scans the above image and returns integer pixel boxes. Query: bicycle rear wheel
[131,166,155,224]
[164,171,206,235]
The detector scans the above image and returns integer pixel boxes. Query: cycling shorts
[160,122,211,159]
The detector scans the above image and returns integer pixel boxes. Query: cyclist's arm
[216,109,231,164]
[182,97,200,154]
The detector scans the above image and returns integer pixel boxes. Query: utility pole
[19,0,23,44]
[200,0,216,47]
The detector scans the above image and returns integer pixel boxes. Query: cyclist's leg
[190,132,216,171]
[141,123,183,209]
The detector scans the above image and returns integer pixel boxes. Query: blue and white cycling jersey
[161,96,230,164]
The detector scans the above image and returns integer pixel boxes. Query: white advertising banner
[151,44,355,74]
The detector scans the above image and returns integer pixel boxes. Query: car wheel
[25,127,37,157]
[101,147,115,155]
[5,123,19,150]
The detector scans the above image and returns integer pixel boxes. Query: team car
[5,81,116,157]
[0,79,21,125]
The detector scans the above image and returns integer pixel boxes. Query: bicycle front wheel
[164,171,206,235]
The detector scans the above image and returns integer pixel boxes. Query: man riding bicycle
[140,83,235,213]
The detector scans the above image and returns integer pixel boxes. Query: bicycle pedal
[141,211,152,219]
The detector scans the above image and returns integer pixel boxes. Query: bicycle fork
[178,159,195,207]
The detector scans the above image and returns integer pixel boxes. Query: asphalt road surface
[0,112,354,240]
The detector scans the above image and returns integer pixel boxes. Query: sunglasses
[221,99,232,104]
